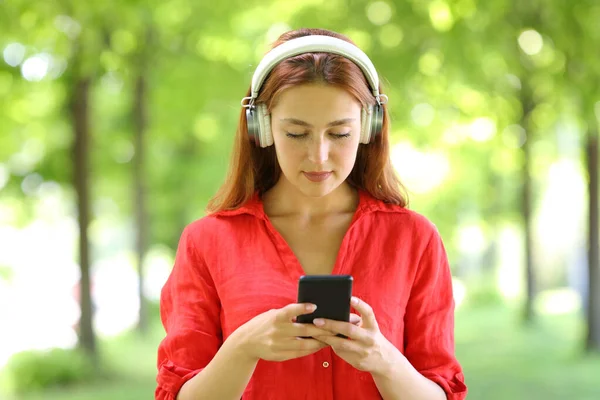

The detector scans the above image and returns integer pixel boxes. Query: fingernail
[306,304,317,312]
[351,297,359,305]
[313,318,325,326]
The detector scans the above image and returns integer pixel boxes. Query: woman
[156,28,467,400]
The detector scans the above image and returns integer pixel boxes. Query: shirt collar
[212,189,405,220]
[211,191,265,219]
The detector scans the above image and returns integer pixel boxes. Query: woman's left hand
[313,296,399,376]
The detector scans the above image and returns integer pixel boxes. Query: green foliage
[461,275,506,309]
[3,348,95,394]
[1,0,597,248]
[0,264,14,282]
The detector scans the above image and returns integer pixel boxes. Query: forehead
[271,84,361,119]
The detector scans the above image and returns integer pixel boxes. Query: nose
[307,136,329,165]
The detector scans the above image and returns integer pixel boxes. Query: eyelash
[285,132,351,139]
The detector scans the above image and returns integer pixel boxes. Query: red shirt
[156,190,467,399]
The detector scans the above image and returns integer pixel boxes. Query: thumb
[351,297,378,330]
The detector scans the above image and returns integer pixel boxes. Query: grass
[455,304,600,400]
[1,323,163,400]
[2,304,600,399]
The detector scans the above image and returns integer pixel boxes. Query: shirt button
[322,361,330,368]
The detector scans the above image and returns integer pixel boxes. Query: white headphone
[241,35,388,148]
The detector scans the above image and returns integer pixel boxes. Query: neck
[262,179,358,219]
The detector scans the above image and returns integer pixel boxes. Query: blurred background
[1,0,599,399]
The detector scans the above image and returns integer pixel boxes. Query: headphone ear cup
[246,107,260,146]
[255,104,273,148]
[370,104,383,142]
[256,104,266,147]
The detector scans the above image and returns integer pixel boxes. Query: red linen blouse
[156,190,467,399]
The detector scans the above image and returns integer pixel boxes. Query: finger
[290,323,334,338]
[280,343,328,360]
[349,313,362,326]
[351,297,378,329]
[313,318,366,341]
[314,334,361,353]
[277,303,316,322]
[284,337,327,352]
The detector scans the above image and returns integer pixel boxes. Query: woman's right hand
[231,303,332,362]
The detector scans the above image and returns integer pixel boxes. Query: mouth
[302,171,332,182]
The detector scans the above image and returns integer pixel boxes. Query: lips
[303,171,332,182]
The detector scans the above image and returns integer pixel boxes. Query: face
[269,84,362,198]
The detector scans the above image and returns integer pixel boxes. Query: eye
[285,132,307,139]
[331,132,351,139]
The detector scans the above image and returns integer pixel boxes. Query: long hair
[206,28,408,213]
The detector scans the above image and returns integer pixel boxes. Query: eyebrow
[279,118,356,128]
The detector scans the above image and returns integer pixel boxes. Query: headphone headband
[242,34,387,147]
[248,35,381,104]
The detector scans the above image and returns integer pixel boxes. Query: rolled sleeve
[403,228,467,399]
[156,361,203,400]
[155,224,223,399]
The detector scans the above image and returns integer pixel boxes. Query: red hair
[206,28,408,213]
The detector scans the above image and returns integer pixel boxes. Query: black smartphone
[296,275,353,327]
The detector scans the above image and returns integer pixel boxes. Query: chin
[277,171,349,198]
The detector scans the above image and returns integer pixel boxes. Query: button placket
[321,346,333,369]
[317,344,334,399]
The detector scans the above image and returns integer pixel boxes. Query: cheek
[274,140,302,168]
[335,142,360,168]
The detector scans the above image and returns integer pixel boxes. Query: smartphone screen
[296,275,353,324]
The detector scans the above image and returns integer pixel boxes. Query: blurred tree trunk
[134,71,148,334]
[71,77,97,363]
[133,26,152,335]
[509,1,540,325]
[586,130,600,352]
[520,87,536,324]
[555,1,600,353]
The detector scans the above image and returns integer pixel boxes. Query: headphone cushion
[260,105,273,147]
[360,107,367,144]
[361,106,374,144]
